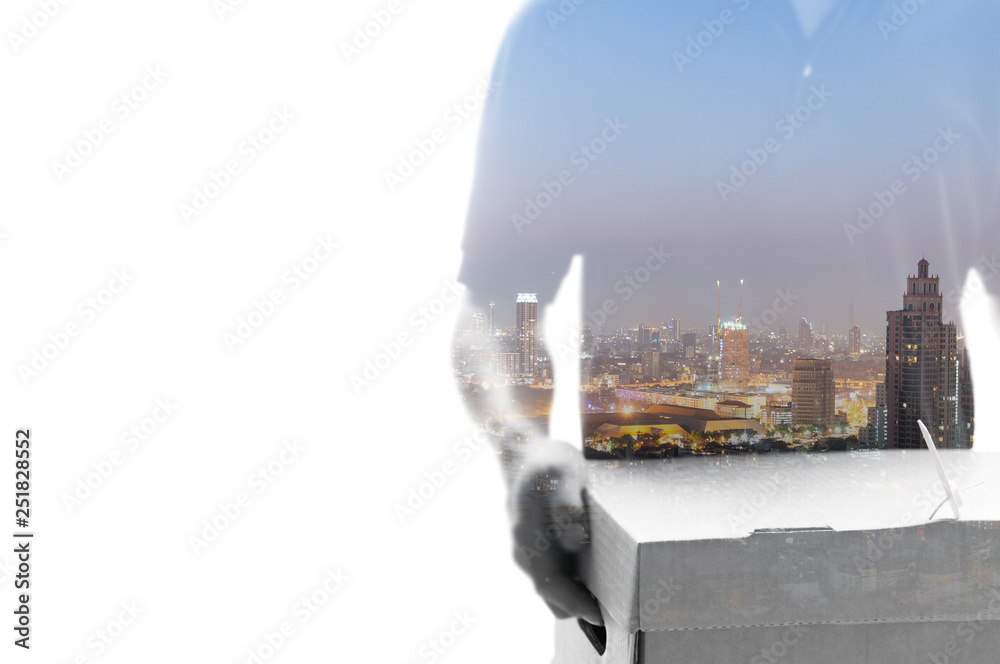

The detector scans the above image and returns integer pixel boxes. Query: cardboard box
[556,450,1000,663]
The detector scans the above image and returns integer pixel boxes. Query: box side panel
[641,621,1000,664]
[583,491,642,631]
[636,521,1000,631]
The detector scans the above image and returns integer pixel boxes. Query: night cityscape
[454,258,975,457]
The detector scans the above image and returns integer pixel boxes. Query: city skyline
[455,257,974,450]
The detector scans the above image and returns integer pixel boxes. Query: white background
[4,1,1000,663]
[1,0,558,662]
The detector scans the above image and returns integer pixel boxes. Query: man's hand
[509,452,603,625]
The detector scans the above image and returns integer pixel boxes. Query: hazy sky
[458,0,1000,333]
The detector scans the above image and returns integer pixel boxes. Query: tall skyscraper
[515,293,538,377]
[885,259,970,449]
[669,317,681,342]
[718,321,750,392]
[487,300,495,339]
[792,358,835,427]
[959,347,975,448]
[798,318,813,351]
[848,325,862,357]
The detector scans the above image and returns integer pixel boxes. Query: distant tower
[515,293,538,377]
[487,300,495,339]
[798,318,813,351]
[848,325,862,357]
[718,281,749,391]
[959,346,975,448]
[669,317,681,342]
[719,320,749,391]
[886,259,969,449]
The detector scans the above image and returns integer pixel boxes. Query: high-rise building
[798,318,813,351]
[682,332,697,358]
[669,317,681,342]
[718,321,750,392]
[497,352,520,378]
[792,358,835,427]
[959,346,975,448]
[859,382,888,447]
[885,259,970,449]
[488,300,495,339]
[848,325,862,357]
[515,293,538,377]
[641,350,661,379]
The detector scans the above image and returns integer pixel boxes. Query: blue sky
[459,0,1000,333]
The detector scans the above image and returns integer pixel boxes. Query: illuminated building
[718,321,749,392]
[849,325,862,356]
[960,347,974,448]
[885,259,968,448]
[792,358,835,427]
[669,317,681,342]
[859,382,887,447]
[641,350,661,379]
[798,318,813,351]
[515,293,538,377]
